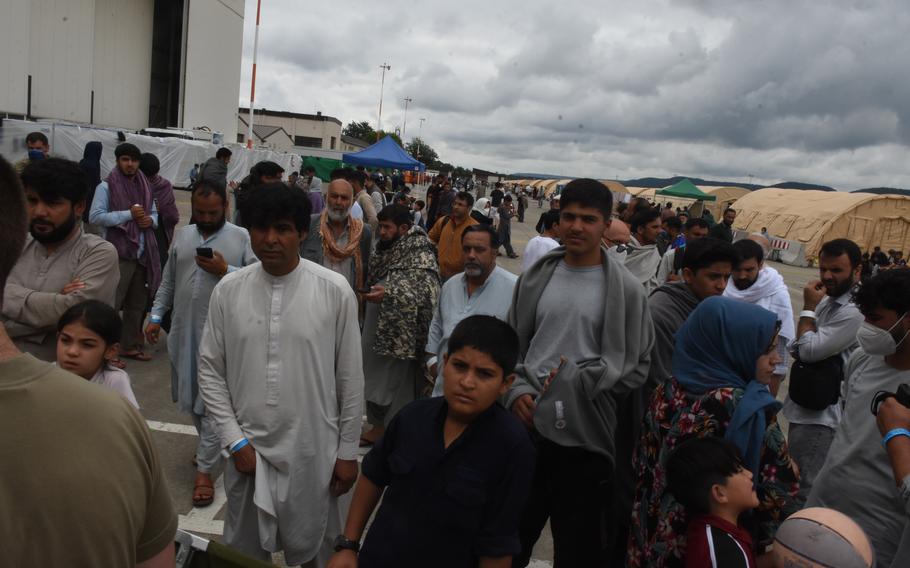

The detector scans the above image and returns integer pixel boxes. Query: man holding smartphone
[145,181,256,508]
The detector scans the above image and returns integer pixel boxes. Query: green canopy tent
[300,156,344,182]
[656,179,717,201]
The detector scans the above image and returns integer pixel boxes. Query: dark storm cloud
[240,0,910,189]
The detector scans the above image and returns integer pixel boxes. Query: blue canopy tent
[342,136,426,171]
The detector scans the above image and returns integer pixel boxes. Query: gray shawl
[505,246,654,462]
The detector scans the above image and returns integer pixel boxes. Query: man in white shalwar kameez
[145,182,257,508]
[198,183,363,565]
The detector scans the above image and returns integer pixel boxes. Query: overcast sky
[239,0,910,190]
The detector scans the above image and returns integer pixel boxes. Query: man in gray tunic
[2,158,118,361]
[145,181,256,508]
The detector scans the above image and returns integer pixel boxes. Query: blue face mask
[28,149,46,161]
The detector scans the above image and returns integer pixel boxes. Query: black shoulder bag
[788,351,844,410]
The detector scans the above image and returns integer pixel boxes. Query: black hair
[215,147,232,160]
[684,217,709,231]
[191,180,228,204]
[665,216,683,231]
[330,168,350,181]
[253,160,284,179]
[541,209,560,231]
[733,238,764,264]
[26,131,49,146]
[616,202,628,216]
[377,204,413,226]
[560,178,613,219]
[503,195,513,202]
[239,183,312,233]
[414,199,425,208]
[0,156,28,304]
[724,208,736,215]
[683,237,739,273]
[461,224,499,248]
[20,158,88,205]
[114,143,141,160]
[853,268,910,316]
[138,153,160,177]
[628,197,650,215]
[349,170,367,186]
[447,315,519,377]
[820,238,862,268]
[57,300,123,346]
[666,437,745,516]
[455,191,475,207]
[304,165,316,174]
[630,208,661,234]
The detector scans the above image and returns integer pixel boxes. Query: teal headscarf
[672,296,781,475]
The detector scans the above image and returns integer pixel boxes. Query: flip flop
[120,350,152,362]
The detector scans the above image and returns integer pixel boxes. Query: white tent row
[0,118,299,188]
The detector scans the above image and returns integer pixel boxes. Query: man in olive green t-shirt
[0,154,177,566]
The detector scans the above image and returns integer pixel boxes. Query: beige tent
[627,187,652,196]
[733,189,910,261]
[600,180,629,194]
[696,186,751,218]
[541,179,572,197]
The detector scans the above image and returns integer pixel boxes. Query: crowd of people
[1,134,909,568]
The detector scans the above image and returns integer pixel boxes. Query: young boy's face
[716,467,760,512]
[442,346,514,420]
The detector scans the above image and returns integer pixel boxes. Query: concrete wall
[0,0,31,115]
[182,0,244,141]
[92,0,155,129]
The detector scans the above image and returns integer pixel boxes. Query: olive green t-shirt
[0,353,177,565]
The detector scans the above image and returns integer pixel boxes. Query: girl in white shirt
[56,300,139,409]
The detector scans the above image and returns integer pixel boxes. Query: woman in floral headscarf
[627,296,800,568]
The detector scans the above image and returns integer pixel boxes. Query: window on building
[237,133,245,143]
[330,136,337,150]
[295,135,323,148]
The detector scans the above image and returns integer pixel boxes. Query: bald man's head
[747,233,771,256]
[602,219,631,247]
[326,179,355,222]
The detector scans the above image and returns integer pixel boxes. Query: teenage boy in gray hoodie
[505,179,654,567]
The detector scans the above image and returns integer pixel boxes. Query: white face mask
[857,312,909,356]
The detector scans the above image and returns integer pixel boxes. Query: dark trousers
[515,438,613,568]
[498,223,515,256]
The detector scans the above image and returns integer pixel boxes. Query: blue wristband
[149,314,162,324]
[230,438,250,453]
[882,428,910,447]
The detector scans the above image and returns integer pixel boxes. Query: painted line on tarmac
[147,420,198,436]
[178,515,224,536]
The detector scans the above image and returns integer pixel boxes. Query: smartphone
[196,247,214,258]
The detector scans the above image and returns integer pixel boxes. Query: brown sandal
[193,478,215,508]
[120,350,152,362]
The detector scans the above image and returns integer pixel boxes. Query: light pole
[377,62,391,141]
[246,0,263,149]
[402,97,412,139]
[417,117,427,185]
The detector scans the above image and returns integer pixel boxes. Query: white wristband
[799,310,817,319]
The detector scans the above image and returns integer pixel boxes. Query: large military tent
[733,188,910,261]
[692,186,751,218]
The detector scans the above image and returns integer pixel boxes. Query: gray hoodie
[505,246,654,463]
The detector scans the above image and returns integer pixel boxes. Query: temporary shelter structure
[733,188,910,261]
[697,186,751,218]
[343,135,425,171]
[656,179,716,202]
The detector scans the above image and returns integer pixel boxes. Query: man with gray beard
[301,179,373,291]
[425,224,517,396]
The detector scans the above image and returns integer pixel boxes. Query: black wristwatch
[333,535,360,554]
